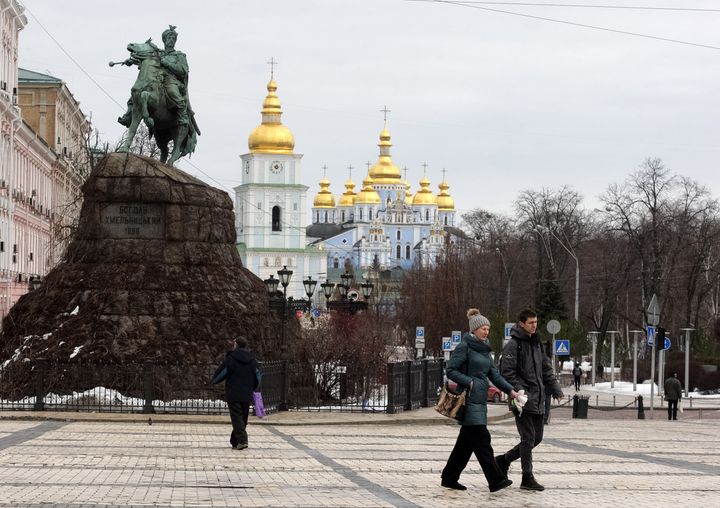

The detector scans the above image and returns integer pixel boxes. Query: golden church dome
[248,78,295,154]
[413,176,437,206]
[369,124,402,184]
[339,179,356,206]
[355,175,381,204]
[313,177,336,208]
[437,179,455,211]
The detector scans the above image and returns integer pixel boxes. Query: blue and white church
[235,75,465,298]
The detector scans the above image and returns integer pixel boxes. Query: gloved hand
[512,389,528,414]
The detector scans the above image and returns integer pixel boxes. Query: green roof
[18,68,62,84]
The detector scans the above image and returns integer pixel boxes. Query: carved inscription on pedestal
[100,203,165,239]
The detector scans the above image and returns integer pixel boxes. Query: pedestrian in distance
[441,309,519,493]
[664,372,683,421]
[573,363,583,391]
[211,337,260,450]
[497,309,564,491]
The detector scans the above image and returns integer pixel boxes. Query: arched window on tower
[444,216,448,226]
[425,209,429,221]
[369,209,373,220]
[406,245,411,259]
[396,245,401,259]
[324,211,328,223]
[342,211,346,222]
[272,206,281,231]
[359,209,363,221]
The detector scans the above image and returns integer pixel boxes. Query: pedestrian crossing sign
[554,339,570,355]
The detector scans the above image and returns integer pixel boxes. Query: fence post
[637,395,645,420]
[386,362,397,414]
[33,360,46,411]
[421,359,429,407]
[142,363,154,414]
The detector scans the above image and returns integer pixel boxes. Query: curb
[0,409,515,426]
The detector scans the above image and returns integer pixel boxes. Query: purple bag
[252,391,266,418]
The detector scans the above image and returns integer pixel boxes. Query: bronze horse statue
[111,39,199,165]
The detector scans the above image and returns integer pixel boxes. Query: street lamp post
[264,267,318,411]
[679,328,694,397]
[587,331,600,386]
[325,271,373,314]
[495,248,511,321]
[608,331,619,388]
[629,329,644,391]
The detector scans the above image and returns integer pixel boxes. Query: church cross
[347,164,353,180]
[441,168,447,181]
[403,166,409,181]
[322,164,328,177]
[267,57,278,78]
[380,105,391,122]
[421,162,429,176]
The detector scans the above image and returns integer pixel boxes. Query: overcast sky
[18,0,720,221]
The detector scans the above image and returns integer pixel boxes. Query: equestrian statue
[110,25,200,165]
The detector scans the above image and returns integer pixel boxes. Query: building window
[324,211,328,223]
[359,209,363,220]
[369,209,373,220]
[272,206,281,231]
[425,210,429,221]
[341,211,346,222]
[0,241,3,252]
[293,202,298,211]
[333,257,339,269]
[396,245,401,259]
[396,231,401,241]
[444,216,448,225]
[406,245,411,259]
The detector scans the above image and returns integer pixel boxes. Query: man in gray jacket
[496,309,563,491]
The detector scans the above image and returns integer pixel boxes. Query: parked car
[487,384,505,403]
[445,381,505,402]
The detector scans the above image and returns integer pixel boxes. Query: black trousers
[502,412,544,476]
[574,376,581,390]
[228,401,250,446]
[442,425,504,487]
[667,400,678,420]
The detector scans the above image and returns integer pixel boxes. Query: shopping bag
[434,384,467,421]
[252,390,266,418]
[678,399,684,413]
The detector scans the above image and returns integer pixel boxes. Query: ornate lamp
[360,280,374,300]
[264,274,279,296]
[278,265,293,297]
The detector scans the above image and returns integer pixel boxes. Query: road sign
[504,322,514,338]
[647,294,660,326]
[646,325,656,347]
[311,308,321,318]
[451,330,462,344]
[661,337,671,351]
[554,339,570,355]
[547,320,561,335]
[416,326,425,338]
[442,338,452,351]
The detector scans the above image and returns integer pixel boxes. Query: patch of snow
[42,333,52,340]
[70,306,79,316]
[69,345,84,359]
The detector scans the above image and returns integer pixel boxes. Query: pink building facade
[0,0,90,322]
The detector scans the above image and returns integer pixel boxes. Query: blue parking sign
[416,326,424,338]
[451,330,462,344]
[442,340,452,351]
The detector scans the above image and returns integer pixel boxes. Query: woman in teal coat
[441,309,518,492]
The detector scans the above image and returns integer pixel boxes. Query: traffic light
[656,327,666,346]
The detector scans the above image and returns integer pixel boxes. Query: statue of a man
[118,25,190,127]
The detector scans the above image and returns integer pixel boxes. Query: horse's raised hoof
[144,117,154,129]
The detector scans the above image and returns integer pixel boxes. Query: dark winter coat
[572,366,583,378]
[446,333,514,426]
[501,324,562,415]
[664,376,683,401]
[212,347,259,403]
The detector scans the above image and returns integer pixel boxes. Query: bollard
[637,395,645,420]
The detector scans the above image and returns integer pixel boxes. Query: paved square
[0,412,718,507]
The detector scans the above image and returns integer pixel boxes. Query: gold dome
[339,179,356,206]
[413,176,437,206]
[313,177,336,208]
[355,175,381,204]
[404,179,412,205]
[248,78,295,154]
[437,179,455,211]
[369,124,402,184]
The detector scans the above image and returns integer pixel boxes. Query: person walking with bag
[441,309,518,492]
[211,337,260,450]
[664,372,683,421]
[497,309,564,491]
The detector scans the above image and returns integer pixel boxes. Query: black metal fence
[0,358,444,415]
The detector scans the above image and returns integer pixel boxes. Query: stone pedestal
[0,153,283,396]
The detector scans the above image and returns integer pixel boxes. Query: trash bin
[572,394,589,419]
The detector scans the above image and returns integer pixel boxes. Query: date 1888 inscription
[100,203,165,239]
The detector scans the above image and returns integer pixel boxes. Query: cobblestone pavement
[0,412,718,507]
